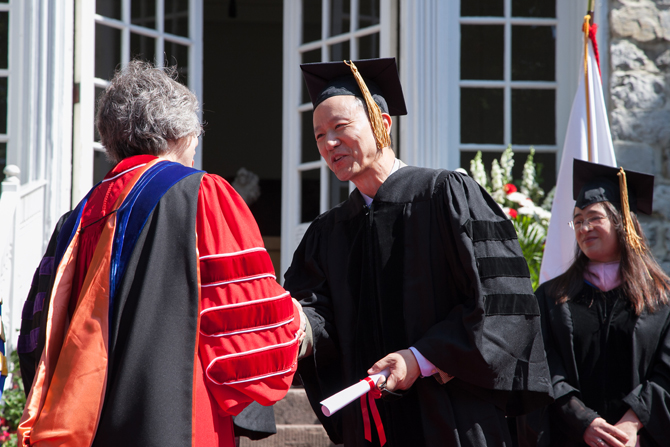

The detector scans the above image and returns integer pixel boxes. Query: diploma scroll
[320,368,390,417]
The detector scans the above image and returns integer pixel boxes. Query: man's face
[313,95,380,184]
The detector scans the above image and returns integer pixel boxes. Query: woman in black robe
[534,160,670,447]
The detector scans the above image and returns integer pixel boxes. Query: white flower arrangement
[467,146,554,290]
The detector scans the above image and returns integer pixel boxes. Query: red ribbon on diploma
[361,377,386,446]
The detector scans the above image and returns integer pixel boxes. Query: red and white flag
[539,20,617,284]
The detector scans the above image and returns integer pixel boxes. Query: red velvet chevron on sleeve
[196,174,300,416]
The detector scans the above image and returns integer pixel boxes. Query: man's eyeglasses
[568,215,608,231]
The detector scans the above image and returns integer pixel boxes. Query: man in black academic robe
[284,58,553,446]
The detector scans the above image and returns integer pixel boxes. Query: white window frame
[72,0,203,205]
[0,1,8,172]
[5,0,74,233]
[2,0,75,352]
[281,0,397,280]
[400,0,609,176]
[458,8,559,157]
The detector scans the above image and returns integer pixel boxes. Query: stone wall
[609,0,670,272]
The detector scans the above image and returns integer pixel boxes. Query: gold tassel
[618,167,644,253]
[344,60,391,150]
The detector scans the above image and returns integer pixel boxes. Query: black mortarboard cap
[573,159,654,215]
[300,58,407,116]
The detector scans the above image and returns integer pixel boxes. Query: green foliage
[512,215,546,290]
[521,147,545,204]
[1,433,16,447]
[542,186,556,211]
[1,350,25,446]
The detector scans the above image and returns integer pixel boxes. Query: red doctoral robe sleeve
[195,174,301,418]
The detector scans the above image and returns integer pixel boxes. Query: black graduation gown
[285,167,553,447]
[532,281,670,447]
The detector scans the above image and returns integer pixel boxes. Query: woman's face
[573,202,621,263]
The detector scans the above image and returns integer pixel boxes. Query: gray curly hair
[96,60,203,163]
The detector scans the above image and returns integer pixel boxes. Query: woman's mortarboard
[573,158,654,253]
[573,159,654,214]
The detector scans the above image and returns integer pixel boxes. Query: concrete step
[239,425,339,447]
[274,388,320,425]
[238,388,342,446]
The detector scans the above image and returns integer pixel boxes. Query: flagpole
[583,13,593,161]
[540,0,618,284]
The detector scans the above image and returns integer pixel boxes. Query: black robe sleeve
[285,223,346,443]
[535,284,598,443]
[287,226,340,370]
[18,211,72,393]
[411,172,553,415]
[621,311,670,445]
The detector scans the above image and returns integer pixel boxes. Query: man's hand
[583,417,629,447]
[368,349,420,392]
[614,409,642,447]
[292,298,307,343]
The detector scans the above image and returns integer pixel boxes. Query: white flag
[539,31,616,284]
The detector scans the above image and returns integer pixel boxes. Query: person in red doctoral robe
[17,60,305,447]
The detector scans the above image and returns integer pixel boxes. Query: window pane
[358,33,380,60]
[329,170,349,208]
[511,89,555,145]
[512,26,555,81]
[358,0,380,29]
[460,150,556,195]
[460,88,503,144]
[164,0,189,37]
[131,33,156,62]
[461,0,503,17]
[302,110,320,163]
[95,24,121,81]
[131,0,157,29]
[302,49,321,104]
[330,0,351,37]
[303,0,322,44]
[301,169,320,223]
[94,86,106,142]
[94,150,115,184]
[0,12,8,69]
[0,77,7,134]
[461,25,504,80]
[329,41,350,62]
[97,0,121,19]
[165,42,189,86]
[512,0,556,18]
